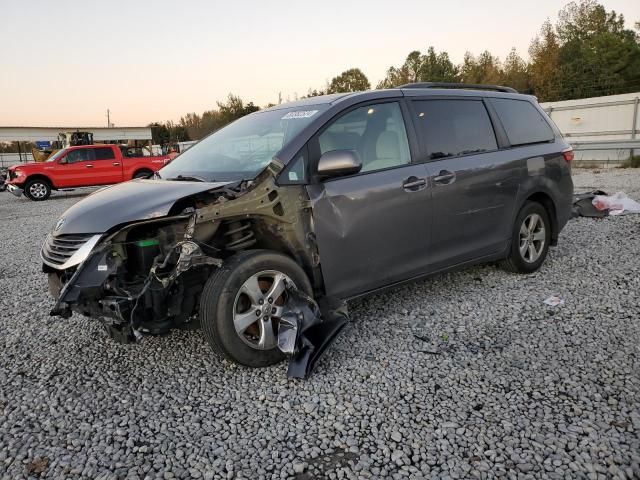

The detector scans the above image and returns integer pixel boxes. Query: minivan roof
[264,85,538,165]
[262,85,535,113]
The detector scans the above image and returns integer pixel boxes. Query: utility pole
[106,109,111,128]
[278,92,282,105]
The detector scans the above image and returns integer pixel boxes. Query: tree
[217,94,260,124]
[305,88,326,97]
[149,122,189,144]
[174,94,260,141]
[459,51,502,84]
[421,47,458,82]
[529,20,562,101]
[501,48,531,92]
[178,113,207,140]
[557,0,625,42]
[327,68,371,94]
[529,1,640,101]
[377,47,458,88]
[376,66,408,89]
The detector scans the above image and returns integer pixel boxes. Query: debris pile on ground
[0,170,639,478]
[592,191,640,215]
[573,189,640,217]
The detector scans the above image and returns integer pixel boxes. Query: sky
[1,0,638,127]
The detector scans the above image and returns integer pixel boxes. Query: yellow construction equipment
[31,131,94,162]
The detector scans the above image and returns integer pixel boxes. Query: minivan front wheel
[199,250,313,367]
[500,201,551,273]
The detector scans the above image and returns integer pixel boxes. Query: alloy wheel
[233,270,295,350]
[519,213,546,263]
[29,182,48,199]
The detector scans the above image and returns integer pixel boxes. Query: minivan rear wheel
[199,250,313,367]
[500,201,551,273]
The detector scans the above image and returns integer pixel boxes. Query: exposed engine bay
[44,162,348,377]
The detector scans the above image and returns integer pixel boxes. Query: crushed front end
[45,214,219,342]
[42,163,347,377]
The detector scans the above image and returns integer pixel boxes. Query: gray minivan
[43,83,573,371]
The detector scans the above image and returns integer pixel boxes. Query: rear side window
[491,98,554,146]
[94,147,115,160]
[412,100,497,160]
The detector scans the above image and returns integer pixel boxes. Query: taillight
[562,148,574,162]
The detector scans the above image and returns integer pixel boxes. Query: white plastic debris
[543,296,565,307]
[592,192,640,216]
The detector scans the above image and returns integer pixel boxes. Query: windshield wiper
[167,175,208,182]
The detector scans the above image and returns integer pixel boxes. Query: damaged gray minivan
[42,83,573,376]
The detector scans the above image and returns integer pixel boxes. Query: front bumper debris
[277,286,349,379]
[7,183,23,197]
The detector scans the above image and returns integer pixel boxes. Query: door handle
[112,162,121,166]
[85,164,93,168]
[433,170,455,185]
[403,177,427,191]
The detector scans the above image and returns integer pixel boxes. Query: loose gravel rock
[1,171,639,479]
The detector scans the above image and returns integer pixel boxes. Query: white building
[0,126,154,167]
[0,126,152,143]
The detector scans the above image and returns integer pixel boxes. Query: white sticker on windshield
[281,110,318,120]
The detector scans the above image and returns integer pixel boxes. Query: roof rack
[399,82,518,94]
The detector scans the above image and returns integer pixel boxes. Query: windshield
[159,105,327,182]
[45,149,67,162]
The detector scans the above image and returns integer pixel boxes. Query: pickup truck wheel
[199,250,313,368]
[500,201,551,273]
[24,178,51,201]
[133,170,153,179]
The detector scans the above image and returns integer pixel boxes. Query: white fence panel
[541,92,639,167]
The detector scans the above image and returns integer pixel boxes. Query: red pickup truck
[5,144,171,201]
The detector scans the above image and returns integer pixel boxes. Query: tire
[133,170,153,179]
[24,178,51,201]
[199,249,313,367]
[500,201,551,273]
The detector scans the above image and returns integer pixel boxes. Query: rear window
[491,98,554,146]
[411,99,497,160]
[94,147,115,160]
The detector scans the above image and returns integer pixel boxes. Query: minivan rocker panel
[42,84,573,377]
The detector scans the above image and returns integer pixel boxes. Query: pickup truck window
[65,148,94,164]
[45,149,66,163]
[94,147,116,160]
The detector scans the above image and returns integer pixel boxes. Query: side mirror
[317,150,362,179]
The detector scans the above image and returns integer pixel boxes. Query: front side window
[64,148,94,164]
[412,99,497,160]
[491,98,554,146]
[160,104,329,182]
[318,102,411,173]
[46,149,66,163]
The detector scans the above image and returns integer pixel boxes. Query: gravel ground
[1,170,639,480]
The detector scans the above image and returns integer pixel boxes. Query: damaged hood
[54,179,231,236]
